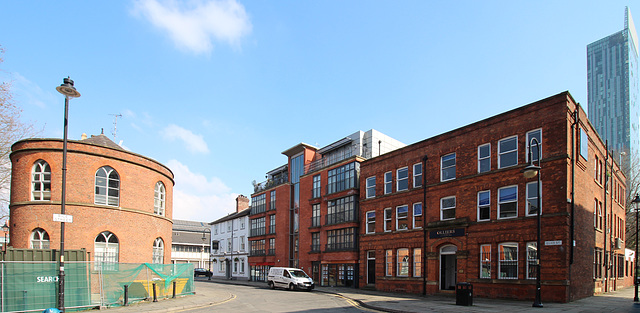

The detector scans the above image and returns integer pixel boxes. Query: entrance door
[311,262,320,283]
[367,251,376,285]
[440,245,457,290]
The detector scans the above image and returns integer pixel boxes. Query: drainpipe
[569,107,578,302]
[570,108,577,265]
[604,142,609,291]
[422,154,428,296]
[608,149,615,290]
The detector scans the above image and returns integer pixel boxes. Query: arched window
[154,182,165,215]
[32,160,51,201]
[95,166,119,206]
[94,231,119,270]
[30,228,50,249]
[153,237,164,264]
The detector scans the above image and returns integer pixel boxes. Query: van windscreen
[289,270,308,278]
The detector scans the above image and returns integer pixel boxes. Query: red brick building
[9,134,174,264]
[358,91,632,302]
[248,130,405,284]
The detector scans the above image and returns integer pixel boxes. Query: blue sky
[0,1,633,222]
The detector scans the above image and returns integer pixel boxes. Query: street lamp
[632,194,640,302]
[2,223,9,252]
[56,77,80,312]
[522,137,542,308]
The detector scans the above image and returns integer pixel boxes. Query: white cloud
[133,0,252,54]
[122,109,137,119]
[167,159,237,222]
[7,72,56,109]
[160,124,209,154]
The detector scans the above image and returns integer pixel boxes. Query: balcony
[253,175,289,194]
[249,228,266,237]
[305,144,363,174]
[325,242,357,252]
[325,210,358,226]
[249,250,266,257]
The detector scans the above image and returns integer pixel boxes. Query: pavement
[102,277,640,312]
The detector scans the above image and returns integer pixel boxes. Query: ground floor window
[251,265,270,282]
[498,243,517,279]
[321,263,356,287]
[594,248,603,279]
[480,244,491,279]
[526,242,537,279]
[617,254,624,278]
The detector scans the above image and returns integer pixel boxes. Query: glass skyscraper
[587,7,639,167]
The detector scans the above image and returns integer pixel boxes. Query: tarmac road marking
[171,293,237,312]
[332,294,386,313]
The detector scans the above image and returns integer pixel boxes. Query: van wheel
[288,283,295,291]
[268,281,275,289]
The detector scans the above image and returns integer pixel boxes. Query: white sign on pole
[53,214,73,223]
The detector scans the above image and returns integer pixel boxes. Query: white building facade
[210,195,251,280]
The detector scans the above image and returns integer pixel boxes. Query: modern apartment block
[587,6,639,168]
[359,92,631,302]
[247,130,405,284]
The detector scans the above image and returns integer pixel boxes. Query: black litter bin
[456,282,473,306]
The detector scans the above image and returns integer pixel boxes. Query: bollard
[172,281,177,298]
[152,283,158,302]
[123,284,129,306]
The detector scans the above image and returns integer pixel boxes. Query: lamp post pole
[523,137,542,308]
[56,77,81,312]
[633,194,640,302]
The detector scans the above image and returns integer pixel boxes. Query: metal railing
[304,144,363,174]
[325,211,358,226]
[325,242,357,252]
[253,175,289,194]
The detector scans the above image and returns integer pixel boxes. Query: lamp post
[2,223,9,252]
[633,194,640,302]
[522,137,542,308]
[56,77,81,312]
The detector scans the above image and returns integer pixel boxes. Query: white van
[267,267,314,291]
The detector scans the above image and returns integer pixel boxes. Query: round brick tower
[9,134,174,264]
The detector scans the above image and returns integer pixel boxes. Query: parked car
[194,268,212,278]
[267,267,314,291]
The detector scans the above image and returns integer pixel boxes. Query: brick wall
[9,138,174,264]
[358,92,630,302]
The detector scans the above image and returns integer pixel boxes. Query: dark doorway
[367,251,376,285]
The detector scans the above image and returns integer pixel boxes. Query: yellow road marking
[171,293,236,312]
[333,294,385,313]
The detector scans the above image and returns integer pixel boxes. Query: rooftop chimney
[236,195,249,213]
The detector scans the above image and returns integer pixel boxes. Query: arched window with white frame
[94,231,119,270]
[153,237,164,264]
[154,182,165,215]
[30,228,50,249]
[95,166,119,206]
[32,160,51,201]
